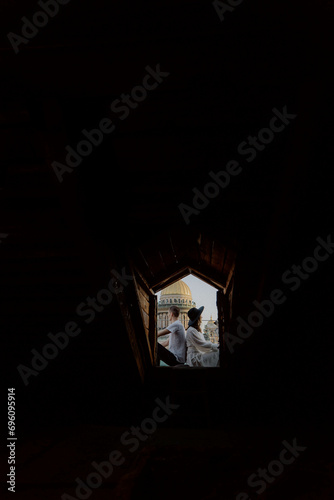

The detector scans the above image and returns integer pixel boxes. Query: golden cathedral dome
[160,280,192,298]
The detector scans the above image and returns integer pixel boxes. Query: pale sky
[156,274,218,327]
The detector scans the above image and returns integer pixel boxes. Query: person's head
[187,306,204,332]
[169,305,180,322]
[191,316,202,332]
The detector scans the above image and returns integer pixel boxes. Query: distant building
[157,280,196,330]
[204,315,219,344]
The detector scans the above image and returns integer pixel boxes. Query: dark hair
[188,317,202,332]
[169,305,180,318]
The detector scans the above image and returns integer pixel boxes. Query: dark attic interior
[2,1,334,499]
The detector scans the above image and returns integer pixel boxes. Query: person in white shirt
[186,306,220,367]
[157,306,186,366]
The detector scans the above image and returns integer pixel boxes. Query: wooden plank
[128,261,153,292]
[155,234,180,271]
[136,278,150,309]
[132,273,154,364]
[222,250,236,289]
[137,282,149,303]
[131,230,234,293]
[216,290,225,358]
[130,251,154,284]
[138,288,149,306]
[138,292,150,316]
[138,245,163,278]
[141,309,150,332]
[137,248,156,278]
[150,263,191,291]
[149,294,157,365]
[137,282,151,342]
[211,240,227,272]
[168,232,185,265]
[227,276,235,321]
[198,233,212,267]
[114,289,146,383]
[168,229,190,263]
[188,262,225,290]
